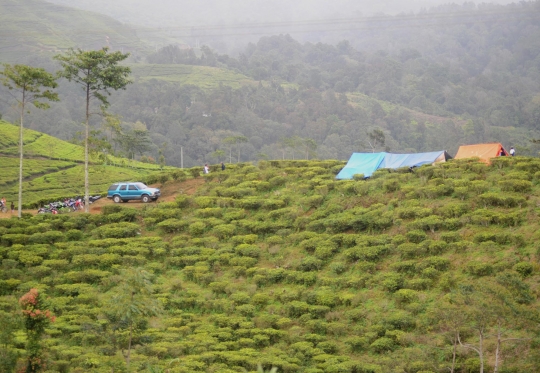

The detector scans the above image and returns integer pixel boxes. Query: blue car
[107,182,161,203]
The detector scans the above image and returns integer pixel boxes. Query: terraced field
[1,157,539,373]
[128,64,255,89]
[0,121,175,207]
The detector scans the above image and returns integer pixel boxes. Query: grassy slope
[0,121,174,207]
[0,0,148,62]
[128,64,257,89]
[0,158,539,372]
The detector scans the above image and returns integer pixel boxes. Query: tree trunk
[451,332,457,373]
[18,93,25,218]
[84,82,90,213]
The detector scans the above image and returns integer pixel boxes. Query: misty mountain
[0,0,148,63]
[43,0,512,53]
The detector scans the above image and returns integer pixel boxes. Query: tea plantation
[1,157,539,373]
[0,121,172,207]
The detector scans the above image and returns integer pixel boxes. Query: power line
[1,3,539,36]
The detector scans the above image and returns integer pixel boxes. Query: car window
[108,185,118,191]
[119,185,127,191]
[135,182,147,189]
[129,185,138,191]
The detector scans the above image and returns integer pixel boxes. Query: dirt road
[0,178,205,218]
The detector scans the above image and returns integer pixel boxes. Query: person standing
[203,164,210,174]
[10,201,14,214]
[221,162,225,171]
[509,147,515,156]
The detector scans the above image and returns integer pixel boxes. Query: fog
[45,0,520,53]
[46,0,518,28]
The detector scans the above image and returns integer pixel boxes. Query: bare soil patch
[0,177,205,218]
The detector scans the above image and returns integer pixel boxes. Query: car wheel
[113,195,121,203]
[142,195,150,203]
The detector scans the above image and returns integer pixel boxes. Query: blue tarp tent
[336,152,386,179]
[381,151,450,169]
[337,151,451,179]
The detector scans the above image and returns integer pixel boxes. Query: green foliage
[0,159,539,373]
[478,192,527,208]
[92,222,140,238]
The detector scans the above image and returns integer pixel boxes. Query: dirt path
[0,178,206,218]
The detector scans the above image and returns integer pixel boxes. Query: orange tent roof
[454,143,508,163]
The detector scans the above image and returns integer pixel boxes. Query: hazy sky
[46,0,519,28]
[43,0,523,53]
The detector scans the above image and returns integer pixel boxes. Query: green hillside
[128,64,255,89]
[0,0,149,62]
[0,121,173,207]
[1,157,539,372]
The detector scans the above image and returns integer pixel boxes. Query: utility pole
[180,146,183,168]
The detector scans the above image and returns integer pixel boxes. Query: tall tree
[0,64,58,218]
[55,47,131,212]
[223,135,248,163]
[302,138,318,160]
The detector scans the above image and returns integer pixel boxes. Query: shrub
[175,194,190,208]
[440,232,461,243]
[236,197,264,209]
[157,218,189,233]
[1,234,29,246]
[381,273,404,292]
[298,256,324,271]
[386,312,416,331]
[422,257,451,271]
[345,336,370,353]
[28,231,64,244]
[288,301,311,317]
[466,262,493,277]
[235,244,261,258]
[318,341,339,354]
[65,229,83,241]
[300,195,324,209]
[438,202,469,218]
[390,260,417,274]
[426,240,448,255]
[370,337,396,353]
[18,252,44,266]
[397,243,425,259]
[188,221,206,236]
[478,192,526,208]
[513,262,534,277]
[394,289,419,304]
[406,230,427,243]
[262,199,286,210]
[498,179,532,193]
[408,215,443,233]
[92,222,140,239]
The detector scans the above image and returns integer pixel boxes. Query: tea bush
[406,230,427,243]
[157,218,189,233]
[478,192,526,208]
[92,222,140,238]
